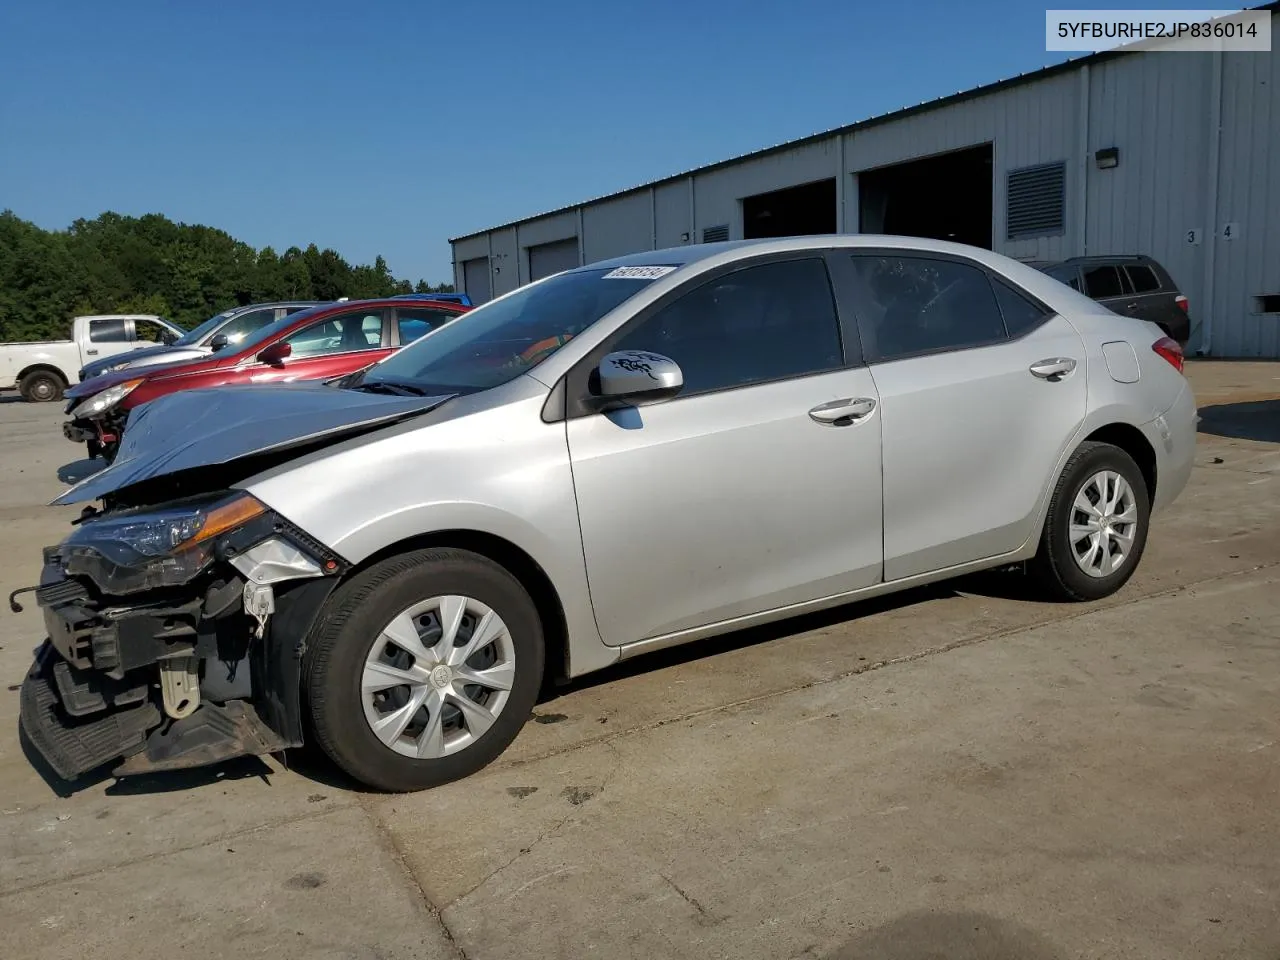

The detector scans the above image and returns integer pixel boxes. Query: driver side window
[134,318,172,344]
[610,258,844,396]
[284,311,384,358]
[218,308,279,346]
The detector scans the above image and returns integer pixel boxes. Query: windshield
[173,311,233,346]
[355,266,672,395]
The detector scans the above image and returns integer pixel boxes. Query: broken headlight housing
[67,378,144,420]
[62,492,267,595]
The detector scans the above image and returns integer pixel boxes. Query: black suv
[1032,255,1191,346]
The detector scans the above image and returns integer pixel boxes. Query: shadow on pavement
[1197,399,1280,444]
[825,909,1062,960]
[57,458,105,485]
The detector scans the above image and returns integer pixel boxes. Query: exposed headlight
[62,492,267,595]
[68,379,144,419]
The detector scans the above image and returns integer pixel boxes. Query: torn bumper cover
[18,505,346,782]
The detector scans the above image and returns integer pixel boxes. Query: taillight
[1174,294,1189,313]
[1152,336,1184,373]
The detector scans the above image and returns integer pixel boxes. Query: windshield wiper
[351,379,434,397]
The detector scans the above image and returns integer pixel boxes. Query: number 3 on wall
[1186,228,1202,245]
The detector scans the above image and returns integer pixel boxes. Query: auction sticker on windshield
[602,265,678,280]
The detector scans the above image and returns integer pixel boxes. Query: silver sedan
[25,235,1197,793]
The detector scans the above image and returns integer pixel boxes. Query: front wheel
[1030,441,1151,602]
[19,370,65,402]
[304,548,545,792]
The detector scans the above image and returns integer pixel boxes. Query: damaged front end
[16,490,347,782]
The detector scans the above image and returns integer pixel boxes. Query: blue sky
[0,0,1208,284]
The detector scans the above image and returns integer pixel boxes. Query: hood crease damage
[55,382,456,507]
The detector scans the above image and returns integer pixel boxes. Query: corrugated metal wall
[693,140,839,237]
[1213,44,1280,357]
[1084,54,1213,350]
[847,71,1079,263]
[582,191,652,263]
[450,23,1278,356]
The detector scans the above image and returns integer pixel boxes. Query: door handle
[1029,357,1077,380]
[86,349,98,356]
[1124,301,1139,311]
[809,397,877,425]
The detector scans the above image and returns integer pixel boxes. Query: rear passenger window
[1125,264,1161,293]
[992,280,1051,337]
[610,258,844,396]
[1083,265,1124,298]
[397,308,454,345]
[848,255,1007,361]
[88,318,129,343]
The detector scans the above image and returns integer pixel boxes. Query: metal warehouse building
[450,8,1279,358]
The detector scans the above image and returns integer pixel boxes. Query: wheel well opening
[345,530,571,687]
[1084,423,1157,501]
[17,364,69,385]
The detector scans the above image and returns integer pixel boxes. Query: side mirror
[594,350,683,406]
[209,333,229,351]
[159,330,177,345]
[256,341,291,366]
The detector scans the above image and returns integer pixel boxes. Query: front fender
[239,393,615,678]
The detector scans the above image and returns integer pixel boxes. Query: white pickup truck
[0,314,185,402]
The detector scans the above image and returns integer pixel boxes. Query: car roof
[567,234,1036,275]
[224,300,325,312]
[1055,254,1157,266]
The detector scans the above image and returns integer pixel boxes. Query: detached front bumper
[18,546,340,783]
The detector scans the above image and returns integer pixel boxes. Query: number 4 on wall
[1221,222,1240,241]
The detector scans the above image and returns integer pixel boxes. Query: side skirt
[615,546,1038,663]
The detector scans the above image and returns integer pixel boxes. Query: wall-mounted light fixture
[680,231,690,242]
[1095,147,1119,169]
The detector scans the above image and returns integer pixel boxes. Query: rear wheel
[304,548,544,792]
[19,370,64,402]
[1030,441,1150,601]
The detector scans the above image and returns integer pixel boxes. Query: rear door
[79,317,135,363]
[1080,262,1132,315]
[1122,261,1186,340]
[842,251,1088,581]
[565,254,884,647]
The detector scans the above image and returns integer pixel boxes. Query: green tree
[0,210,450,341]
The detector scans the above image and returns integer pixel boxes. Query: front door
[844,251,1088,581]
[567,256,884,647]
[244,308,391,384]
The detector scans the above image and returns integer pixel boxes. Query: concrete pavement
[1,360,1277,959]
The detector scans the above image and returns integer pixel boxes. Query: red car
[62,297,471,462]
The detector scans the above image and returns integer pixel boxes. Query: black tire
[19,370,65,402]
[1030,441,1151,602]
[303,548,545,792]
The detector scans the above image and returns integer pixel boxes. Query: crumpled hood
[53,381,455,505]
